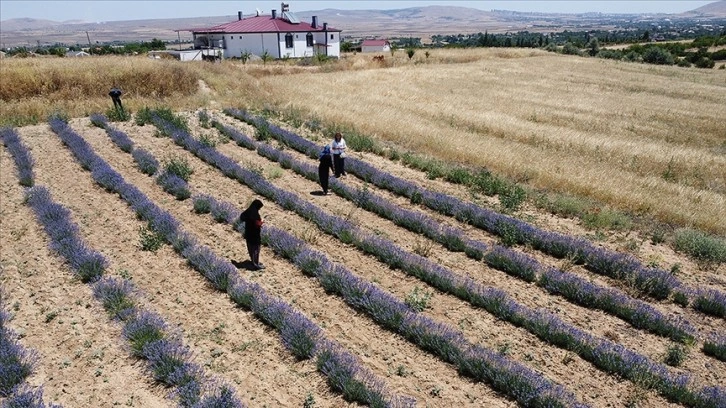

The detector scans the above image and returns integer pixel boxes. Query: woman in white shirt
[331,132,347,177]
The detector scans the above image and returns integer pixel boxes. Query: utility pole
[86,31,92,54]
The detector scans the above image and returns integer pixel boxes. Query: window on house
[330,34,334,40]
[285,33,293,48]
[306,32,314,47]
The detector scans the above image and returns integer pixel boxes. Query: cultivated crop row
[210,119,701,348]
[103,111,590,407]
[63,115,415,407]
[1,283,58,408]
[5,124,245,408]
[149,112,725,408]
[227,109,726,320]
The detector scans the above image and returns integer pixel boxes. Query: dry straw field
[1,48,725,408]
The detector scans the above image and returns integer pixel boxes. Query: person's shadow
[231,259,257,270]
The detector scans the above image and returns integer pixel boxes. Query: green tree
[406,48,415,60]
[586,37,600,57]
[642,47,674,65]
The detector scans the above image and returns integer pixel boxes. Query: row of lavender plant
[4,125,240,407]
[24,185,242,407]
[211,119,699,346]
[0,290,60,407]
[152,112,726,408]
[1,129,61,408]
[53,116,412,408]
[1,127,35,187]
[226,109,726,320]
[90,114,190,200]
[193,194,586,408]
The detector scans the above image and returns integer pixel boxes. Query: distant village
[2,2,724,65]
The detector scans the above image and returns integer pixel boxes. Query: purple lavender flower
[1,127,35,187]
[92,276,137,320]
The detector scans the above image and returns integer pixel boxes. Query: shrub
[702,334,726,362]
[192,195,213,214]
[163,156,193,181]
[132,149,159,176]
[404,286,432,312]
[663,344,688,367]
[642,47,675,65]
[693,57,715,69]
[198,133,217,148]
[597,49,623,60]
[499,184,527,212]
[561,42,583,56]
[123,310,167,357]
[139,225,165,252]
[105,106,131,122]
[197,109,211,128]
[156,171,191,200]
[623,51,641,62]
[92,277,136,320]
[1,127,35,187]
[583,207,632,230]
[538,193,589,219]
[674,228,726,266]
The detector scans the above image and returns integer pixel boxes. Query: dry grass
[1,48,724,234]
[253,48,726,234]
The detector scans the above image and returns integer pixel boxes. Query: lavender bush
[227,109,726,319]
[703,333,726,362]
[163,113,725,408]
[156,170,192,200]
[132,148,160,176]
[2,385,62,408]
[43,119,244,407]
[92,276,137,320]
[1,298,38,397]
[24,186,107,283]
[693,289,726,318]
[198,191,585,407]
[90,113,134,152]
[48,114,408,407]
[1,127,35,187]
[219,112,699,345]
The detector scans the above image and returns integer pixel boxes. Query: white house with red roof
[361,39,391,53]
[189,3,341,59]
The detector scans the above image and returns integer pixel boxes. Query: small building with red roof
[361,39,391,53]
[188,3,341,59]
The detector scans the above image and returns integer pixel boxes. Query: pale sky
[0,1,718,22]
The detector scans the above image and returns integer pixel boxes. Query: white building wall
[362,44,390,53]
[225,33,279,58]
[194,30,340,59]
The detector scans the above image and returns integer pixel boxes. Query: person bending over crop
[318,145,334,195]
[331,132,347,178]
[239,199,265,270]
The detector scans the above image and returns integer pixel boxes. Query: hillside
[686,0,726,16]
[2,2,725,47]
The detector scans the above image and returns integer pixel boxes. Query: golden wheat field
[1,49,725,408]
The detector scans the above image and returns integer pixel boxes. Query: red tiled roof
[191,15,340,33]
[362,39,389,46]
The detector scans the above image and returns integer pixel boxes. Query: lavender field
[1,109,724,408]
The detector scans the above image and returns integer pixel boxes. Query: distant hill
[685,0,726,16]
[1,3,724,48]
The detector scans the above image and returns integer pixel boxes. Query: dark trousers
[333,154,345,177]
[112,98,124,113]
[246,240,260,266]
[319,169,330,193]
